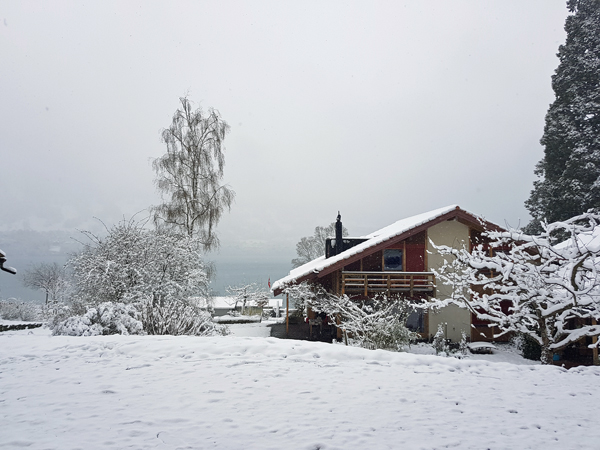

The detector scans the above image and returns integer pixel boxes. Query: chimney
[335,212,343,255]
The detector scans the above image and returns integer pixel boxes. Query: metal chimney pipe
[335,212,343,255]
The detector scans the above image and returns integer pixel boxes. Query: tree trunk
[540,324,553,365]
[540,345,553,365]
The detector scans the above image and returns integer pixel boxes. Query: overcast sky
[1,1,569,266]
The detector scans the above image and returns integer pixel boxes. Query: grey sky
[1,1,568,280]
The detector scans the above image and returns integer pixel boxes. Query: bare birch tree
[292,222,349,268]
[152,96,235,251]
[23,262,68,304]
[226,283,270,315]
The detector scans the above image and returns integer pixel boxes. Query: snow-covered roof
[272,205,484,293]
[555,225,600,254]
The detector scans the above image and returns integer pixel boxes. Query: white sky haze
[0,1,570,288]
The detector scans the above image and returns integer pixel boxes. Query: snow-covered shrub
[284,283,417,351]
[68,219,210,307]
[63,218,226,336]
[227,309,241,317]
[520,334,542,361]
[334,296,418,351]
[432,323,449,355]
[458,331,469,357]
[0,299,43,322]
[261,307,273,321]
[366,316,417,351]
[508,333,524,353]
[43,297,89,330]
[52,302,144,336]
[141,299,228,336]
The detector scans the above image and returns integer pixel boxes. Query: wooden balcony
[341,271,435,297]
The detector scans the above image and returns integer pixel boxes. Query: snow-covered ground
[227,320,276,337]
[1,324,599,449]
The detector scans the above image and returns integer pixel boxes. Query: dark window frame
[383,249,403,271]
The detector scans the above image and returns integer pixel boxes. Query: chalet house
[272,205,504,343]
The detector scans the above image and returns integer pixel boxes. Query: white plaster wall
[427,220,471,341]
[428,304,471,342]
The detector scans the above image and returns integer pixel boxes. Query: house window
[384,249,403,271]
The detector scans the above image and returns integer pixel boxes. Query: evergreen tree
[525,0,600,233]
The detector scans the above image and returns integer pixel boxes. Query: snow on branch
[282,282,417,351]
[429,211,600,364]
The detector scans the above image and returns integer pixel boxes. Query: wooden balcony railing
[341,271,436,297]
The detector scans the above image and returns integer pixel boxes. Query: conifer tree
[525,0,600,232]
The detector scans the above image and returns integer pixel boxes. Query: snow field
[1,329,599,449]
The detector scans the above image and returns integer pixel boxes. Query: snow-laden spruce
[430,211,600,364]
[526,0,600,232]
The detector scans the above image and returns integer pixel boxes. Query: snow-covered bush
[64,218,223,335]
[432,324,449,355]
[51,299,227,337]
[458,331,469,357]
[284,283,417,351]
[42,297,86,324]
[332,295,417,351]
[52,302,144,336]
[365,315,417,351]
[141,299,229,336]
[69,218,210,307]
[520,334,542,361]
[0,299,43,322]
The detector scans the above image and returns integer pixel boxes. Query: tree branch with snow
[429,212,600,364]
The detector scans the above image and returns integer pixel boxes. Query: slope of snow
[1,326,599,449]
